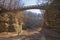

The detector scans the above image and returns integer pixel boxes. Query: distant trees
[22,11,44,30]
[0,0,21,10]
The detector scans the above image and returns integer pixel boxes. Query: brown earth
[0,28,60,40]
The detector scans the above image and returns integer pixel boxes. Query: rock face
[44,9,60,33]
[0,11,24,32]
[44,0,60,34]
[43,1,60,40]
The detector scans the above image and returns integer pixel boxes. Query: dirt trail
[0,28,60,40]
[43,28,60,37]
[0,29,46,40]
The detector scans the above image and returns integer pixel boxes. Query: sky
[20,0,48,6]
[26,9,41,14]
[20,0,37,6]
[20,0,48,14]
